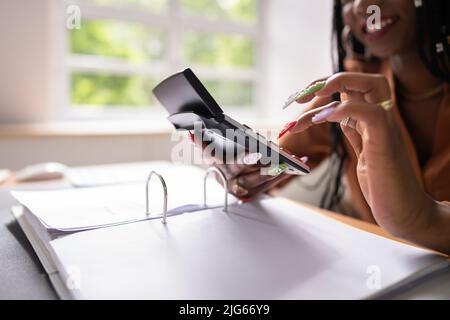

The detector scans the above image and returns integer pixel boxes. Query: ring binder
[204,167,228,212]
[145,171,168,224]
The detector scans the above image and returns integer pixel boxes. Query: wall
[264,0,333,123]
[0,132,176,170]
[0,0,55,124]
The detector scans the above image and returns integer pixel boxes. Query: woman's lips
[361,16,399,41]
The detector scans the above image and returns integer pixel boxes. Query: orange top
[281,60,450,223]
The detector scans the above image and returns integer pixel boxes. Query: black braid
[416,0,450,82]
[318,0,347,211]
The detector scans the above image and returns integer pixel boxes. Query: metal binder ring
[145,171,168,224]
[203,167,229,212]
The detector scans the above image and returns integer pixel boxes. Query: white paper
[12,163,232,232]
[49,198,446,299]
[66,161,172,187]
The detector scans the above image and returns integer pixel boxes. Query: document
[46,197,447,299]
[12,163,232,234]
[11,161,448,299]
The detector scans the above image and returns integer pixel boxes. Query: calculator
[152,68,310,175]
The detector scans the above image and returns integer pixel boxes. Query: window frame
[60,0,268,121]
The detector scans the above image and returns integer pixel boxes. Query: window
[63,0,263,119]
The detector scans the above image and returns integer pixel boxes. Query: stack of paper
[12,193,448,299]
[66,161,172,187]
[13,163,233,235]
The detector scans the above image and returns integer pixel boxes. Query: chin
[366,43,414,59]
[367,47,398,59]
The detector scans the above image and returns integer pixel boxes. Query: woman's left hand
[288,72,436,241]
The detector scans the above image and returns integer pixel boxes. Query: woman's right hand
[213,153,295,199]
[188,132,298,199]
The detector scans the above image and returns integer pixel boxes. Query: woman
[200,0,450,254]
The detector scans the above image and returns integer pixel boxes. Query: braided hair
[415,0,450,82]
[321,0,450,211]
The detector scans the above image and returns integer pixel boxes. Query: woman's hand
[213,154,294,199]
[188,132,299,199]
[287,72,448,251]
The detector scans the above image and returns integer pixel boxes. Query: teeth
[366,17,395,33]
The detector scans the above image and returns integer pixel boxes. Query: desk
[0,168,449,299]
[0,190,57,299]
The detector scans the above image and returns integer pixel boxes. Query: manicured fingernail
[238,197,253,204]
[187,132,194,143]
[295,80,326,101]
[267,162,289,176]
[311,107,335,123]
[277,121,296,140]
[243,152,262,165]
[280,147,293,154]
[300,156,308,163]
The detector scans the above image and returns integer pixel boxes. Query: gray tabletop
[1,188,449,300]
[0,190,57,299]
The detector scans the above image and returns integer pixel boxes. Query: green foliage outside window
[181,0,257,24]
[70,0,257,108]
[70,20,165,62]
[86,0,168,12]
[71,73,158,107]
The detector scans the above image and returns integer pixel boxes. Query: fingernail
[295,80,326,101]
[300,156,308,163]
[243,152,262,165]
[277,121,296,140]
[311,107,335,123]
[280,147,293,154]
[187,132,194,143]
[238,197,253,204]
[267,162,289,176]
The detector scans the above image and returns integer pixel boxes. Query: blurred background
[0,0,332,171]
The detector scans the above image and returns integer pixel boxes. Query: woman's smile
[362,15,400,41]
[342,0,417,58]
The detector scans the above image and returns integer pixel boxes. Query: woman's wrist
[402,195,450,254]
[427,200,450,254]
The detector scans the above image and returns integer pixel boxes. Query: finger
[316,72,391,103]
[310,100,390,130]
[242,152,263,165]
[290,101,340,134]
[215,162,261,180]
[236,169,281,190]
[294,76,330,104]
[249,173,293,197]
[212,149,261,174]
[342,90,365,102]
[326,100,390,130]
[187,131,208,149]
[341,124,363,156]
[231,172,291,198]
[279,95,333,136]
[233,153,308,195]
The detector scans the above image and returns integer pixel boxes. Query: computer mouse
[15,162,68,182]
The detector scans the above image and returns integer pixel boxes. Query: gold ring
[340,117,350,127]
[378,99,393,111]
[348,118,357,129]
[232,181,248,196]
